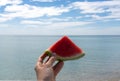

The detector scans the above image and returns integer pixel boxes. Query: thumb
[53,61,64,76]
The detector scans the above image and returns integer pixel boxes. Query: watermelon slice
[45,36,85,61]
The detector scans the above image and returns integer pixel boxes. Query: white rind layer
[45,50,85,61]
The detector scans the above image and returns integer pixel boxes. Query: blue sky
[0,0,120,35]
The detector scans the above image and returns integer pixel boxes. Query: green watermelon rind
[44,50,85,61]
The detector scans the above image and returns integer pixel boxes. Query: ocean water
[0,35,120,81]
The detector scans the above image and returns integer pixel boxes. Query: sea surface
[0,35,120,81]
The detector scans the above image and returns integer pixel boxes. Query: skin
[35,53,64,81]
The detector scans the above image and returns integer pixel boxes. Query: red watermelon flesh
[45,36,85,61]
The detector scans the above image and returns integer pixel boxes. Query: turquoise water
[0,35,120,81]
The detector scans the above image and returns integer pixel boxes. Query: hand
[35,53,64,81]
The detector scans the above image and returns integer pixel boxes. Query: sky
[0,0,120,35]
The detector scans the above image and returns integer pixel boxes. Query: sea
[0,35,120,81]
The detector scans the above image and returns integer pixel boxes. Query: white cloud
[71,1,120,14]
[21,20,52,25]
[37,17,73,22]
[86,13,120,21]
[47,21,92,29]
[21,20,93,30]
[31,0,56,2]
[71,1,120,20]
[0,12,14,22]
[44,17,72,22]
[19,20,94,35]
[111,0,119,1]
[0,24,10,28]
[21,17,76,26]
[1,0,120,23]
[0,16,12,22]
[0,4,69,22]
[0,0,22,6]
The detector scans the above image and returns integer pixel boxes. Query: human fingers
[46,55,56,66]
[53,61,64,76]
[45,53,56,63]
[40,53,48,60]
[37,53,48,65]
[35,56,43,71]
[35,53,48,71]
